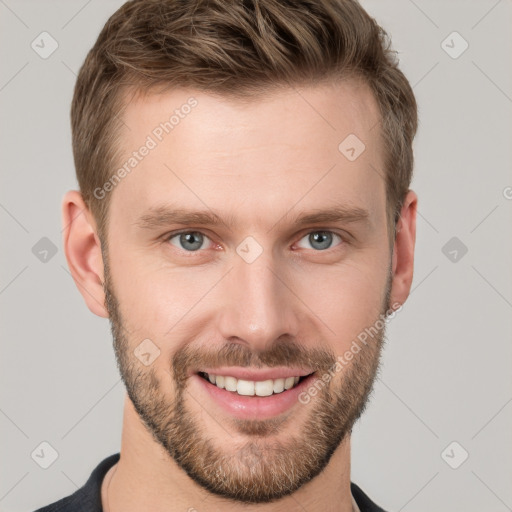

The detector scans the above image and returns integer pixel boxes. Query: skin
[62,78,417,512]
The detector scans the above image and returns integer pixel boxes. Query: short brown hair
[71,0,418,247]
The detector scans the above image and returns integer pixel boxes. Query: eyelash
[163,229,347,255]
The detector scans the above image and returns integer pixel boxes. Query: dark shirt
[33,453,388,512]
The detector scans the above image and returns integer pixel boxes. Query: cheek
[107,247,211,338]
[105,246,166,331]
[294,257,388,348]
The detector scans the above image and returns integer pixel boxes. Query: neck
[102,393,355,512]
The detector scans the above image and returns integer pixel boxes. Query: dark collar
[34,452,388,512]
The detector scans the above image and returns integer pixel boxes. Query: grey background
[1,1,511,511]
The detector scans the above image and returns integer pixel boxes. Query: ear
[61,190,109,318]
[389,189,418,308]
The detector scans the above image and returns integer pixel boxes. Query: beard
[102,250,393,504]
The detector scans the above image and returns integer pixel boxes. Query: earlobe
[389,189,418,308]
[61,190,109,318]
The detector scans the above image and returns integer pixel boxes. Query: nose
[216,246,300,353]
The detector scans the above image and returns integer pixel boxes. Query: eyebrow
[134,203,370,232]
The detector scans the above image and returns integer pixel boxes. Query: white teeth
[273,378,285,393]
[284,377,295,390]
[255,379,274,397]
[224,376,237,392]
[237,379,255,396]
[203,373,307,396]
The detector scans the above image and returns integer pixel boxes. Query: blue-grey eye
[296,231,342,251]
[169,231,207,252]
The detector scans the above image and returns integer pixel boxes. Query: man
[36,0,417,510]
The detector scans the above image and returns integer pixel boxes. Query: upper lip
[194,367,315,381]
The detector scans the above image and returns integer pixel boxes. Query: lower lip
[193,373,317,420]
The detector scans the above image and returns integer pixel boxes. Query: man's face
[102,80,394,503]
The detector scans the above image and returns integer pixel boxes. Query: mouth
[192,369,318,420]
[197,371,313,397]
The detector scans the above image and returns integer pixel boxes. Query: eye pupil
[309,231,332,250]
[180,232,203,251]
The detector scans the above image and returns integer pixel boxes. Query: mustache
[171,338,338,385]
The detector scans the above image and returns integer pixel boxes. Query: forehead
[109,80,385,231]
